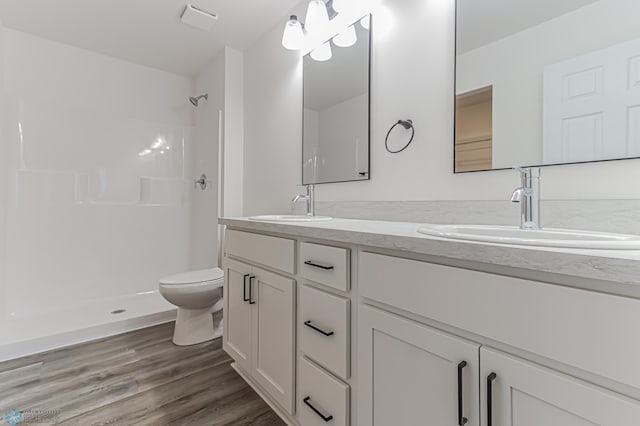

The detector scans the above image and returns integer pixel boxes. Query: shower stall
[0,25,224,360]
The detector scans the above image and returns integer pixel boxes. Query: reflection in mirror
[303,16,371,184]
[455,0,640,172]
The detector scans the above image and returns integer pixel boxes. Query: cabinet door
[358,305,480,426]
[251,267,296,414]
[222,258,253,373]
[481,347,640,426]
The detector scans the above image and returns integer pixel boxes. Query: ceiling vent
[180,4,218,31]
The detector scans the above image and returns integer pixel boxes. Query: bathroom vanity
[220,217,640,426]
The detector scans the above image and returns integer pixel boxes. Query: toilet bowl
[159,267,224,346]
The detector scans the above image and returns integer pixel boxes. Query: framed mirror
[455,0,640,173]
[302,15,371,184]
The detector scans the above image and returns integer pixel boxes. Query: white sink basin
[416,224,640,250]
[248,215,333,222]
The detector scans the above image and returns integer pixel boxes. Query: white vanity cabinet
[480,347,640,426]
[358,251,640,426]
[299,284,350,380]
[300,242,350,292]
[221,222,640,426]
[223,231,296,414]
[358,305,480,426]
[223,258,253,373]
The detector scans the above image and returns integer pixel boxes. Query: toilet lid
[160,267,224,286]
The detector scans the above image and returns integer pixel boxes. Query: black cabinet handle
[249,276,256,304]
[243,274,250,302]
[304,260,335,270]
[457,361,468,425]
[487,372,497,426]
[304,320,335,337]
[303,396,333,422]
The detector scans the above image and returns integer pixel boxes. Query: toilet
[159,267,224,346]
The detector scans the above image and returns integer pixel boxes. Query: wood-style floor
[0,322,285,425]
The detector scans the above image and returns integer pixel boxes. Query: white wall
[243,0,640,217]
[223,47,245,218]
[1,29,194,317]
[457,0,640,168]
[0,18,6,321]
[178,46,244,269]
[244,18,303,215]
[191,51,224,270]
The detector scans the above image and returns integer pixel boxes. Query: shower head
[189,94,208,107]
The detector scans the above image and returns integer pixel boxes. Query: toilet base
[172,307,220,346]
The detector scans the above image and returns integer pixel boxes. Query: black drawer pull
[304,260,335,270]
[304,320,335,337]
[243,274,250,302]
[248,276,256,305]
[458,361,468,425]
[487,372,497,426]
[303,396,333,422]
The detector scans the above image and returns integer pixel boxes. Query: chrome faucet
[510,167,541,229]
[292,184,315,216]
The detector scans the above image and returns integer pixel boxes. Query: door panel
[544,37,640,163]
[222,258,253,373]
[481,347,640,426]
[252,267,295,414]
[358,305,480,426]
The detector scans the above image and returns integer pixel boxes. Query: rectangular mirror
[455,0,640,172]
[303,15,371,184]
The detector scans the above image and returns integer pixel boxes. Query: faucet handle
[510,188,523,203]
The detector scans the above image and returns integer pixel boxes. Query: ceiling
[0,0,302,76]
[457,0,600,54]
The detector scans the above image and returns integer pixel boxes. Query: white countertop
[219,217,640,295]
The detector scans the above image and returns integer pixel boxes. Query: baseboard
[230,362,298,426]
[0,310,176,362]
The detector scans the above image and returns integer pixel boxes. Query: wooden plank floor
[0,322,286,425]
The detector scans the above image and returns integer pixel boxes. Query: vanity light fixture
[310,41,333,61]
[333,24,357,47]
[282,15,305,50]
[305,0,330,34]
[281,0,366,60]
[360,15,370,30]
[331,0,345,13]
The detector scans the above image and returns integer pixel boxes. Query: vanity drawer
[298,357,350,426]
[224,229,295,274]
[300,242,350,291]
[300,284,350,380]
[359,251,640,391]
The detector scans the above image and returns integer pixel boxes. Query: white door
[358,305,480,426]
[481,347,640,426]
[222,258,253,373]
[543,37,640,163]
[251,267,295,414]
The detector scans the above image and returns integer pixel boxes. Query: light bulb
[282,15,304,50]
[333,24,357,47]
[305,0,330,34]
[360,15,370,30]
[311,42,333,62]
[310,41,332,61]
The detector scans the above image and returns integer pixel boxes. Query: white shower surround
[0,29,219,360]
